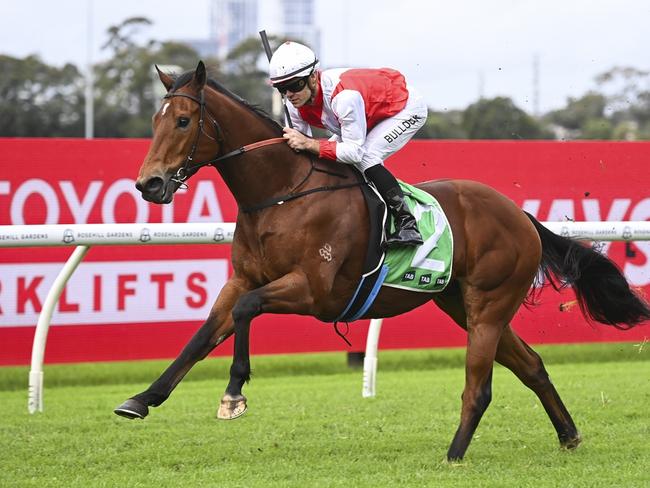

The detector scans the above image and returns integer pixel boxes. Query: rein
[240,156,362,213]
[164,91,288,185]
[164,88,362,212]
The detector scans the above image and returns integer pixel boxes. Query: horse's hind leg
[445,287,504,461]
[495,326,581,449]
[433,282,498,461]
[434,285,581,454]
[440,265,540,461]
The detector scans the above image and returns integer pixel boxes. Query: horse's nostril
[140,177,164,194]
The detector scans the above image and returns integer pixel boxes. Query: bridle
[162,89,285,186]
[161,87,361,213]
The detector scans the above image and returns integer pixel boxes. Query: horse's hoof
[216,393,247,420]
[560,433,582,450]
[114,398,149,419]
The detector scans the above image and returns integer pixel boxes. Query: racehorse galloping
[115,61,650,461]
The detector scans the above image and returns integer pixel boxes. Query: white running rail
[0,223,235,414]
[361,220,650,398]
[1,220,649,410]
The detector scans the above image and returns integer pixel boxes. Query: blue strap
[332,275,366,323]
[346,264,390,322]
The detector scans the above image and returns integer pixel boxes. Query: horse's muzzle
[135,176,174,204]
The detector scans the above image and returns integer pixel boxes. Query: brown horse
[115,61,649,461]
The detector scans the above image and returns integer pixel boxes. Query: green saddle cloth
[383,181,454,293]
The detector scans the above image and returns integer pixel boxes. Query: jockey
[269,41,427,247]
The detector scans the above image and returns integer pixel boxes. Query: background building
[276,0,320,53]
[211,0,259,59]
[204,0,320,60]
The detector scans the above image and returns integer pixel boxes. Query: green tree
[221,34,290,116]
[0,54,84,137]
[595,66,650,139]
[580,118,613,139]
[221,37,273,114]
[546,92,608,131]
[92,17,217,137]
[415,110,466,139]
[545,68,650,140]
[462,97,552,139]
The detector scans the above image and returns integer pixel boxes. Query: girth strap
[240,181,363,213]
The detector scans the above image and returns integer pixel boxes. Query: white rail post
[28,245,90,414]
[362,318,384,398]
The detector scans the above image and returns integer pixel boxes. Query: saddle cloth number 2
[410,203,446,272]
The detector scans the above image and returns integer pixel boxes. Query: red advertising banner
[0,138,648,365]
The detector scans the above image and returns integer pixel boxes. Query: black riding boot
[364,165,423,248]
[384,187,424,247]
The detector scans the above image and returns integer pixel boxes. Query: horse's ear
[194,60,207,89]
[155,65,174,92]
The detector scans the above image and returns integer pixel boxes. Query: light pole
[85,0,94,139]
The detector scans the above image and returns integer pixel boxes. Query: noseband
[162,90,285,185]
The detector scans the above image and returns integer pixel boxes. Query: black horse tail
[525,212,650,329]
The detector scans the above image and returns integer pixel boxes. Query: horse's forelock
[167,67,283,135]
[170,71,194,92]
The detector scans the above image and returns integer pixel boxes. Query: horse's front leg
[217,270,314,419]
[114,277,250,419]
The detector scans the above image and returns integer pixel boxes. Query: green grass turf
[1,342,648,487]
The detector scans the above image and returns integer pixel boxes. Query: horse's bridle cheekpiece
[163,89,284,187]
[163,88,361,213]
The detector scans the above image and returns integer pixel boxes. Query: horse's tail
[525,212,650,329]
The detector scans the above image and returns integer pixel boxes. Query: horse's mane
[171,70,283,136]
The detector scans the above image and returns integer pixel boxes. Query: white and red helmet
[269,41,319,85]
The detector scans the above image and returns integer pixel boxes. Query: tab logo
[436,277,446,286]
[419,274,432,286]
[402,271,415,282]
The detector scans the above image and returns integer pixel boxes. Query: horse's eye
[177,117,190,128]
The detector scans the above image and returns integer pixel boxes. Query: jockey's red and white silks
[286,68,428,171]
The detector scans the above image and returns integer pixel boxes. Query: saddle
[333,174,453,323]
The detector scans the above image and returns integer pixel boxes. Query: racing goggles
[275,76,309,95]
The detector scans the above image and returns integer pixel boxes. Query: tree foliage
[415,110,466,139]
[596,66,650,139]
[0,17,648,140]
[92,17,220,137]
[220,34,288,115]
[546,92,607,131]
[462,97,552,139]
[223,37,271,111]
[0,54,84,136]
[547,67,650,140]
